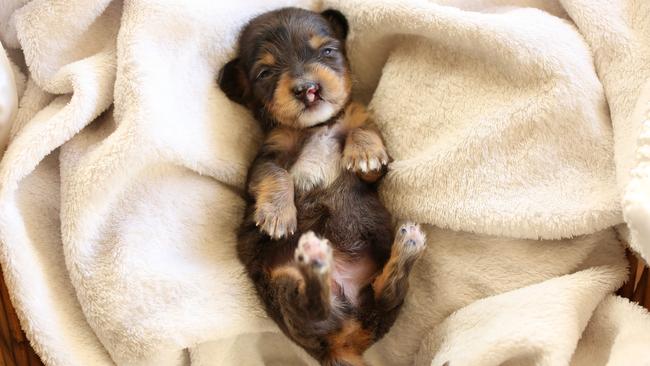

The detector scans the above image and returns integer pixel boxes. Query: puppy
[219,8,426,366]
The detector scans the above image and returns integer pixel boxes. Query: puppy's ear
[321,9,348,41]
[218,58,250,105]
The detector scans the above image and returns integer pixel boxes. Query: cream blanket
[1,0,650,365]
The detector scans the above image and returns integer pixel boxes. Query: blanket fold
[414,264,626,366]
[328,0,620,240]
[0,0,649,365]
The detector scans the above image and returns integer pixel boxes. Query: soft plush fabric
[0,0,649,365]
[0,39,22,154]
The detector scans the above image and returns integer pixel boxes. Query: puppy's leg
[249,162,297,239]
[294,231,334,320]
[339,103,389,183]
[372,223,426,311]
[342,127,388,182]
[248,128,302,239]
[271,232,333,322]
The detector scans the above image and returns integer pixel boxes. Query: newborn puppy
[219,8,426,366]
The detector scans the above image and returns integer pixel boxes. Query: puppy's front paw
[295,231,333,275]
[342,129,389,182]
[255,200,297,239]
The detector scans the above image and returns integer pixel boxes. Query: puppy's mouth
[302,84,324,109]
[288,72,348,127]
[295,86,337,127]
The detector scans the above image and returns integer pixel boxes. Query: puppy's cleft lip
[304,87,323,107]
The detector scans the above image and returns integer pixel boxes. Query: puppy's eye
[321,47,336,56]
[256,68,271,80]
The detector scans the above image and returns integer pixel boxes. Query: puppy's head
[219,8,351,130]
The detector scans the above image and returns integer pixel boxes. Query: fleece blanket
[0,0,649,365]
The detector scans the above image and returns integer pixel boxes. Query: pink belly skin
[330,251,377,305]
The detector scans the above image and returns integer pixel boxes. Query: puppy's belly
[331,252,377,305]
[290,127,341,192]
[290,127,390,304]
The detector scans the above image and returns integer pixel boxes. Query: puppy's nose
[293,82,320,105]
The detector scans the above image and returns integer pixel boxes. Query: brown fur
[249,164,296,239]
[260,52,276,66]
[328,320,372,366]
[340,102,370,131]
[311,62,352,109]
[371,257,398,298]
[309,34,331,50]
[271,265,305,292]
[343,128,388,183]
[268,72,304,127]
[218,8,426,365]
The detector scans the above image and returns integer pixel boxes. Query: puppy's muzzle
[293,81,321,107]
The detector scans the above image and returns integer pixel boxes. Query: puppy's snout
[292,81,321,106]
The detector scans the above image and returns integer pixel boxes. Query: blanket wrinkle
[0,0,649,365]
[557,0,650,260]
[359,13,617,238]
[414,264,627,366]
[0,44,18,154]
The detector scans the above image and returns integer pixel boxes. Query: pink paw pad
[396,222,426,253]
[295,231,333,273]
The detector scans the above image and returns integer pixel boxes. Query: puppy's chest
[289,128,343,192]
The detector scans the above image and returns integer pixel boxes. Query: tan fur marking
[266,127,300,153]
[309,35,330,49]
[311,64,351,108]
[340,102,370,131]
[251,53,277,88]
[251,167,297,238]
[269,72,303,127]
[269,66,351,127]
[253,53,276,71]
[372,226,425,299]
[372,255,399,299]
[261,52,275,65]
[342,127,388,182]
[347,129,384,154]
[255,172,292,203]
[328,320,372,366]
[270,265,305,293]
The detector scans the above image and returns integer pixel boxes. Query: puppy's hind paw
[295,231,333,275]
[394,222,426,258]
